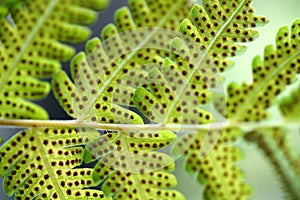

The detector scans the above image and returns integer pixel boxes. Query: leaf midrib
[0,0,58,93]
[207,151,233,198]
[119,132,147,199]
[33,128,66,200]
[162,0,247,124]
[78,1,185,120]
[232,46,300,121]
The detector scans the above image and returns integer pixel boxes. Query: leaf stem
[0,119,298,132]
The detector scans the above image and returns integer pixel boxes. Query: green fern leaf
[0,127,112,200]
[0,0,108,119]
[133,0,269,124]
[133,62,214,124]
[280,83,300,121]
[245,128,300,200]
[224,19,300,199]
[173,128,252,200]
[180,0,268,72]
[0,0,26,17]
[52,0,192,119]
[131,1,269,199]
[52,0,192,199]
[133,0,269,123]
[224,19,300,121]
[83,129,184,199]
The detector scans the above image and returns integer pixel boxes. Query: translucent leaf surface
[132,1,268,198]
[224,19,300,200]
[52,0,192,122]
[0,128,111,200]
[280,83,300,121]
[133,0,268,124]
[133,63,215,124]
[180,0,268,72]
[84,129,184,200]
[172,128,252,200]
[224,19,300,122]
[52,0,191,199]
[0,0,108,119]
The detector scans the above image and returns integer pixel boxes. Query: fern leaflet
[133,0,268,199]
[223,19,300,199]
[0,127,111,199]
[224,19,300,121]
[0,0,108,119]
[52,0,192,199]
[172,128,251,200]
[53,0,192,121]
[83,129,183,199]
[280,83,300,121]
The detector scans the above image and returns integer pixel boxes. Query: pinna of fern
[280,83,300,121]
[224,19,300,199]
[171,19,300,199]
[53,0,192,122]
[52,0,192,199]
[224,19,300,122]
[222,22,300,199]
[0,0,108,120]
[133,0,268,199]
[0,127,112,199]
[0,1,299,200]
[52,0,271,199]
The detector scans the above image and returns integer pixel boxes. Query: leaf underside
[51,0,271,199]
[225,19,300,200]
[0,0,108,120]
[172,128,252,200]
[53,0,192,123]
[224,19,300,122]
[2,0,299,200]
[0,128,111,200]
[280,83,300,121]
[132,0,268,199]
[84,129,184,200]
[52,0,192,199]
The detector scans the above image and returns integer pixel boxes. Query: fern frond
[83,129,184,199]
[245,128,300,200]
[280,83,300,121]
[224,19,300,121]
[0,0,108,119]
[133,62,214,124]
[0,128,111,199]
[52,0,192,121]
[173,128,252,200]
[225,19,300,199]
[130,1,268,199]
[52,0,192,199]
[133,0,268,122]
[180,0,268,72]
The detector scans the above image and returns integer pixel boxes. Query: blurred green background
[1,0,300,199]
